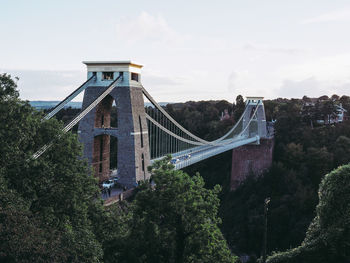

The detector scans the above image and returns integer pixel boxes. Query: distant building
[220,109,231,121]
[319,103,348,124]
[302,97,348,124]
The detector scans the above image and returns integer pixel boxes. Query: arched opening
[94,95,113,128]
[92,134,110,183]
[111,100,118,128]
[92,95,117,183]
[110,136,118,172]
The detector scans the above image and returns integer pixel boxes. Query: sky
[1,0,350,102]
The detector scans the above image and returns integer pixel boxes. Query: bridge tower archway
[242,97,267,139]
[78,62,150,188]
[91,95,114,182]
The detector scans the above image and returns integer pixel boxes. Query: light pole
[262,197,271,263]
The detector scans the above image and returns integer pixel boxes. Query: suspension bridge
[32,61,269,188]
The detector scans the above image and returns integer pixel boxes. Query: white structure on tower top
[246,96,264,105]
[83,61,143,86]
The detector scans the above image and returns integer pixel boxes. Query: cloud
[278,77,319,98]
[301,8,350,24]
[115,11,187,45]
[0,69,85,101]
[142,70,183,86]
[272,52,350,99]
[114,11,228,53]
[242,43,304,55]
[277,77,350,98]
[225,70,255,98]
[277,53,350,82]
[227,71,237,92]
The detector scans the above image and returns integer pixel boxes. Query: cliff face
[230,139,274,190]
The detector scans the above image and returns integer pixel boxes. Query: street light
[262,197,271,263]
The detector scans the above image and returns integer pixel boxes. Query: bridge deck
[151,135,260,169]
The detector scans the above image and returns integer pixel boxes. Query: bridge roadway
[150,135,260,170]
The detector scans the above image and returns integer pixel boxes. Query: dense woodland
[174,94,350,262]
[1,73,350,262]
[0,73,237,262]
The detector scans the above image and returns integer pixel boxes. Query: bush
[266,164,350,263]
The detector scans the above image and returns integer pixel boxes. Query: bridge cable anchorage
[42,75,96,121]
[30,76,122,160]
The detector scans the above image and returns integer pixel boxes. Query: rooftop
[246,96,264,100]
[82,61,143,68]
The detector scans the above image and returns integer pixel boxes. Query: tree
[0,171,71,262]
[305,147,333,186]
[330,94,339,101]
[333,136,350,167]
[0,73,103,262]
[233,95,245,121]
[320,100,337,123]
[266,164,350,263]
[282,143,305,169]
[108,157,238,263]
[301,103,316,128]
[339,95,350,112]
[0,73,19,100]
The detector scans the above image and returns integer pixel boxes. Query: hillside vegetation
[2,72,350,262]
[0,73,237,262]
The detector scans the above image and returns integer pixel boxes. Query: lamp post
[262,197,271,263]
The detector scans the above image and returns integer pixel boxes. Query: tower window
[131,72,139,82]
[102,72,114,80]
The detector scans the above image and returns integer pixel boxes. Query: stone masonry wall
[78,84,150,188]
[92,134,110,183]
[230,139,274,190]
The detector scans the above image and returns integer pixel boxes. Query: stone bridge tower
[242,97,267,138]
[78,61,150,188]
[231,97,273,190]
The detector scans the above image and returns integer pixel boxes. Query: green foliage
[3,71,350,263]
[0,172,69,262]
[266,164,350,263]
[0,73,240,262]
[162,100,235,141]
[0,73,19,100]
[0,73,103,262]
[233,95,245,122]
[333,135,350,167]
[105,157,238,263]
[175,94,350,261]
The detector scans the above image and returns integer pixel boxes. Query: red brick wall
[94,95,113,128]
[92,134,111,183]
[92,96,113,183]
[230,139,274,190]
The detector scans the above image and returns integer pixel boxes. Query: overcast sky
[1,0,350,102]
